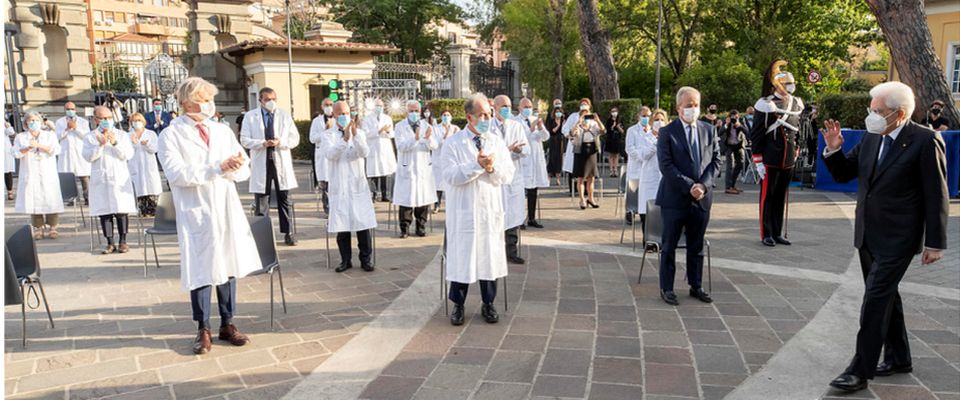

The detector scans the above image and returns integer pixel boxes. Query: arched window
[40,25,70,81]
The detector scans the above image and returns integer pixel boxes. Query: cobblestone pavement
[4,166,958,399]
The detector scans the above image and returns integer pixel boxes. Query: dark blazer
[656,119,721,211]
[145,111,172,134]
[823,121,948,257]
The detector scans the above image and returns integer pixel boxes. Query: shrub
[819,93,872,129]
[292,120,315,160]
[427,98,467,120]
[561,98,643,126]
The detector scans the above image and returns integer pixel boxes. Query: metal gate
[470,56,514,97]
[372,54,450,101]
[92,41,188,115]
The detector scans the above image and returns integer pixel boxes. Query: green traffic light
[328,79,339,89]
[329,92,340,101]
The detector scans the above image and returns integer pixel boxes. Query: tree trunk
[547,0,566,100]
[576,0,620,101]
[865,0,959,124]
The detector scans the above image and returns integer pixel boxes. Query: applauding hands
[220,152,245,173]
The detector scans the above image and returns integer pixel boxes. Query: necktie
[878,135,894,165]
[688,124,700,169]
[196,123,209,146]
[473,135,483,151]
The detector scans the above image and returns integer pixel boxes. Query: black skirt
[573,142,598,178]
[547,134,565,174]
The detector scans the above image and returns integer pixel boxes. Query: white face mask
[611,112,619,118]
[652,120,663,131]
[190,101,216,120]
[865,110,896,134]
[785,83,796,94]
[263,100,277,112]
[322,106,333,115]
[681,107,700,123]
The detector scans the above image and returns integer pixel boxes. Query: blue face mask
[375,106,384,114]
[640,117,649,126]
[475,118,491,134]
[154,104,163,112]
[521,108,532,118]
[99,119,113,131]
[555,112,563,119]
[746,115,753,121]
[337,114,350,127]
[65,110,76,118]
[27,121,41,131]
[441,115,451,124]
[499,107,511,119]
[408,112,420,123]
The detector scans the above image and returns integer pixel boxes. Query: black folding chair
[5,225,55,347]
[249,216,287,330]
[637,201,712,292]
[143,192,177,276]
[619,178,641,250]
[58,172,86,232]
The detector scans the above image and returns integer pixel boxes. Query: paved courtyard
[4,165,959,400]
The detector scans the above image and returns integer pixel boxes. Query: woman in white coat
[5,122,16,200]
[14,113,63,239]
[516,100,549,228]
[636,109,667,229]
[431,110,459,212]
[324,102,378,273]
[158,77,260,355]
[308,107,333,215]
[392,102,438,237]
[126,113,163,217]
[362,99,398,202]
[83,106,138,254]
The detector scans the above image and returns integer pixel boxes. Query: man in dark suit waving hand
[656,86,721,306]
[823,81,948,393]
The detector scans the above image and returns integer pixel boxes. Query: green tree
[92,61,138,93]
[321,0,463,62]
[502,0,579,100]
[675,51,759,111]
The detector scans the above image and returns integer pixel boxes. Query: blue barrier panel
[816,129,960,197]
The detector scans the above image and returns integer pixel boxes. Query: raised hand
[424,125,433,140]
[509,141,526,153]
[97,133,108,145]
[821,119,843,151]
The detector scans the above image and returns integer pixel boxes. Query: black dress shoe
[876,361,912,376]
[361,263,375,272]
[519,224,527,230]
[829,373,867,392]
[335,262,353,273]
[689,288,713,303]
[284,234,298,246]
[481,303,499,323]
[587,200,600,208]
[762,237,776,247]
[774,236,792,245]
[527,220,544,229]
[450,304,465,326]
[415,230,426,237]
[660,290,679,306]
[508,255,526,264]
[381,197,391,203]
[399,231,409,239]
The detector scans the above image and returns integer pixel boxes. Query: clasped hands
[263,138,281,147]
[689,183,706,201]
[508,141,525,154]
[97,131,117,146]
[477,152,495,173]
[220,152,246,173]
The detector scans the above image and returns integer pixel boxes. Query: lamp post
[654,0,663,111]
[285,0,294,116]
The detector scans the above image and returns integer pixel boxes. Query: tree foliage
[92,61,138,93]
[675,51,760,111]
[502,0,580,100]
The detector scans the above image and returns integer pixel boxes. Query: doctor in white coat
[5,122,15,200]
[392,100,438,237]
[561,101,587,195]
[362,98,397,202]
[126,113,163,217]
[309,98,334,215]
[83,106,138,254]
[55,101,92,204]
[638,109,666,225]
[324,101,378,273]
[515,98,549,229]
[158,77,260,355]
[240,87,300,246]
[491,95,529,264]
[442,93,515,326]
[431,110,459,212]
[14,112,63,239]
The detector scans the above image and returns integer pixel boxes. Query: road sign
[806,70,822,84]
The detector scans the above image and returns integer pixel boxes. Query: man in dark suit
[145,98,172,134]
[822,81,948,393]
[655,86,721,306]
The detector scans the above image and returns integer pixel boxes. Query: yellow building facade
[890,0,960,108]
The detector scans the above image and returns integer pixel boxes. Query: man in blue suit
[144,98,172,134]
[655,86,720,306]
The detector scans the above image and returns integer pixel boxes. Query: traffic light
[328,79,342,102]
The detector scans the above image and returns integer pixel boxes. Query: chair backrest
[249,215,279,271]
[644,200,664,247]
[624,179,640,214]
[4,225,39,278]
[152,192,177,230]
[58,172,79,202]
[5,249,23,306]
[618,165,627,193]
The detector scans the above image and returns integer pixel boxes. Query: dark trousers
[725,148,744,188]
[525,188,538,222]
[369,176,390,200]
[399,205,429,233]
[4,172,12,192]
[254,159,293,234]
[435,191,443,208]
[190,277,236,329]
[505,227,520,258]
[99,213,129,244]
[318,181,329,215]
[336,229,373,265]
[448,280,497,305]
[759,166,792,239]
[659,204,709,292]
[79,176,89,202]
[845,246,913,379]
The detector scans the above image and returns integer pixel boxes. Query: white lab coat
[636,128,661,214]
[491,117,529,229]
[561,112,580,173]
[323,125,378,233]
[127,129,163,197]
[431,123,459,192]
[158,116,262,292]
[309,114,333,182]
[13,130,63,214]
[240,107,300,194]
[442,128,515,283]
[55,116,92,177]
[517,116,550,189]
[624,124,646,180]
[4,127,15,174]
[392,119,438,208]
[362,112,398,177]
[82,128,138,216]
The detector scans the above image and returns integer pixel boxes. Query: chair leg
[21,283,27,348]
[74,203,80,233]
[136,216,144,248]
[502,276,508,312]
[537,196,542,222]
[151,236,160,269]
[638,250,647,283]
[36,279,54,329]
[324,225,331,269]
[619,216,627,244]
[143,233,149,277]
[79,200,86,227]
[707,244,712,293]
[269,272,275,331]
[614,195,621,217]
[632,214,637,251]
[277,267,287,313]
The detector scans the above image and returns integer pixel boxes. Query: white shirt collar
[886,121,906,142]
[681,119,697,132]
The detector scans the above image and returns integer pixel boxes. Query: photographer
[923,100,951,131]
[721,110,748,194]
[570,98,605,209]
